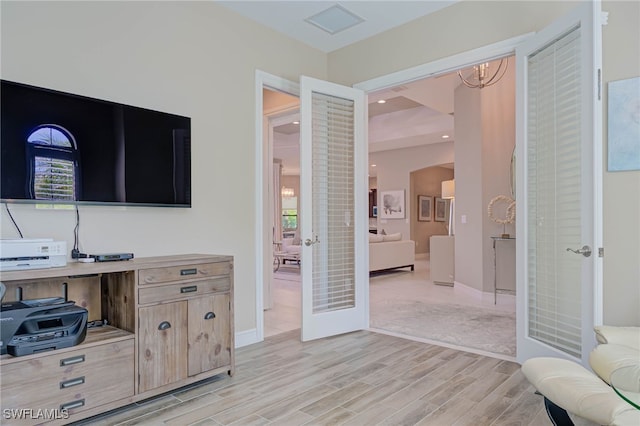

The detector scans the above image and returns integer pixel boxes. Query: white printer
[0,239,67,271]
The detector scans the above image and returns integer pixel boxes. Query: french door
[299,76,368,341]
[516,1,603,365]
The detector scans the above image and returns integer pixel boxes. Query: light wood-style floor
[78,330,554,425]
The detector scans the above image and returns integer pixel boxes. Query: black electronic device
[90,253,134,262]
[0,79,191,207]
[0,297,88,356]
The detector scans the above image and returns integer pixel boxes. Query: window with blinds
[527,25,583,358]
[27,125,78,201]
[33,156,76,200]
[311,92,355,314]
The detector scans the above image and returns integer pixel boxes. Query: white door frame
[254,37,530,346]
[252,71,299,346]
[253,31,603,348]
[353,35,531,93]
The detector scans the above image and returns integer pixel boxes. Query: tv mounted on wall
[1,80,191,207]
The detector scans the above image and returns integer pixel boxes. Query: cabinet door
[138,301,187,393]
[188,294,231,376]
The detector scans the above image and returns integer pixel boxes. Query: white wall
[454,83,484,292]
[0,1,327,335]
[369,142,454,239]
[330,0,640,326]
[456,62,516,293]
[410,166,454,254]
[601,1,640,326]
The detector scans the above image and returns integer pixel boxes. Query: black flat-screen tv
[1,80,191,207]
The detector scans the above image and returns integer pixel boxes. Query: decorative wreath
[487,195,516,224]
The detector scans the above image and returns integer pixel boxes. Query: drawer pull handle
[180,285,198,293]
[180,268,198,276]
[60,399,85,411]
[158,321,172,330]
[60,376,85,389]
[60,355,85,366]
[204,311,216,320]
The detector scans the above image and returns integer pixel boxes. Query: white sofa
[281,234,301,264]
[369,234,415,273]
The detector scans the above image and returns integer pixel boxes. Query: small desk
[610,365,640,410]
[491,236,516,304]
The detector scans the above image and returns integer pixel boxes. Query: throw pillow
[382,232,402,242]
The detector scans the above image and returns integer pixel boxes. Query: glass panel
[311,92,355,314]
[527,26,582,358]
[28,126,73,148]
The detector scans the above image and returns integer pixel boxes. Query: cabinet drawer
[139,262,230,285]
[138,277,230,305]
[0,338,134,419]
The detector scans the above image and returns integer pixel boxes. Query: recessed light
[293,121,299,125]
[371,164,377,167]
[377,100,386,104]
[442,135,450,139]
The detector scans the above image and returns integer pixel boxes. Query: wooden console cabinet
[0,254,234,425]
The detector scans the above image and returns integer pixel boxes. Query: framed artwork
[417,195,433,221]
[435,197,449,222]
[380,190,405,219]
[608,76,640,171]
[372,206,378,217]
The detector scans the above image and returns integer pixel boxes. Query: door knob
[304,236,319,246]
[566,245,592,257]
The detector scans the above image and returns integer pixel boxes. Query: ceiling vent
[305,4,365,35]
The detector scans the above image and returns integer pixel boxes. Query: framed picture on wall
[435,197,449,222]
[418,195,433,221]
[380,190,405,219]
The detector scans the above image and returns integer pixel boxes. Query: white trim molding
[254,70,300,344]
[354,34,533,93]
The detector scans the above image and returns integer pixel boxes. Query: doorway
[261,88,301,338]
[256,36,526,350]
[259,61,518,360]
[366,60,518,359]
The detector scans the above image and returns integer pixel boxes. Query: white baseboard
[235,328,261,348]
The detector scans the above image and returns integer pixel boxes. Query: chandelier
[281,186,294,198]
[458,58,508,89]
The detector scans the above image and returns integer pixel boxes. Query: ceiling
[246,1,505,177]
[217,1,458,53]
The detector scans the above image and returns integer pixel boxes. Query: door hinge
[598,247,604,258]
[597,69,602,101]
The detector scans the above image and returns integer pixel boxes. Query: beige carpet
[370,298,516,357]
